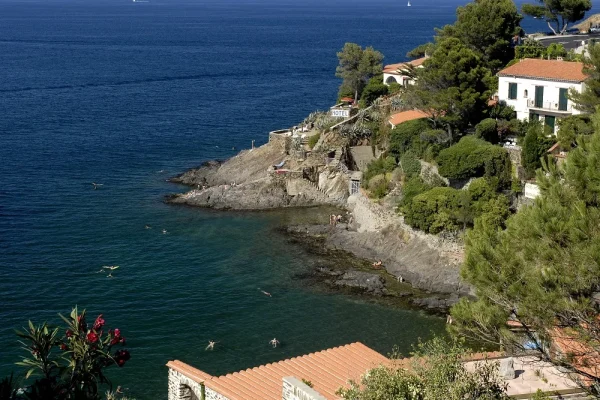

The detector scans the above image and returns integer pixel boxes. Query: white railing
[527,99,571,112]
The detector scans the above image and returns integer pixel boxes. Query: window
[545,115,556,132]
[530,112,539,121]
[535,86,544,108]
[524,89,528,98]
[508,82,518,100]
[559,88,568,111]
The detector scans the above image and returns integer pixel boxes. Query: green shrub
[436,136,512,189]
[389,119,431,157]
[371,179,390,199]
[403,181,511,233]
[360,77,388,107]
[387,82,402,94]
[490,103,516,121]
[521,121,554,178]
[400,150,421,177]
[404,187,464,233]
[399,176,434,210]
[557,114,593,149]
[363,156,396,183]
[475,118,498,144]
[420,129,451,145]
[308,133,321,149]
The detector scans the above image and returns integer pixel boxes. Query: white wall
[524,182,541,200]
[498,76,583,123]
[383,73,413,87]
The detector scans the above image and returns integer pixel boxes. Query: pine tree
[451,115,600,391]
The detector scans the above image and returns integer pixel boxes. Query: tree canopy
[436,0,523,72]
[570,43,600,114]
[336,43,384,103]
[450,119,600,391]
[522,0,592,35]
[408,38,493,132]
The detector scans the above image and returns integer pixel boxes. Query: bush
[400,150,421,177]
[360,77,388,107]
[404,187,464,233]
[399,176,434,210]
[436,136,512,189]
[308,133,320,149]
[387,82,402,94]
[557,114,593,149]
[6,307,131,400]
[475,118,498,144]
[401,175,511,233]
[521,121,554,178]
[363,156,396,182]
[389,119,431,157]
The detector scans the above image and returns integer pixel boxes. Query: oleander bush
[1,307,131,400]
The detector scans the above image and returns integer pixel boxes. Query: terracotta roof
[551,324,600,382]
[383,57,427,75]
[389,109,430,127]
[167,342,389,400]
[498,59,588,82]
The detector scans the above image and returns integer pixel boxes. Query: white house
[383,56,427,87]
[497,59,588,133]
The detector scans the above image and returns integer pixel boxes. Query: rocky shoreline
[167,132,468,313]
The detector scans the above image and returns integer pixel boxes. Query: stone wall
[205,388,230,400]
[282,377,327,400]
[168,369,204,400]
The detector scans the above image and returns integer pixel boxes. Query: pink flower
[86,332,99,343]
[93,314,105,331]
[113,328,120,337]
[66,329,73,338]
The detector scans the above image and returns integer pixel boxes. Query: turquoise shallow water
[1,0,596,398]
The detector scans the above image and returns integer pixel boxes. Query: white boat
[407,1,411,6]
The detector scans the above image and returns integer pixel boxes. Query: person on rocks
[372,260,382,268]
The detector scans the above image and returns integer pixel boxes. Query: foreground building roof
[167,342,389,400]
[497,59,588,83]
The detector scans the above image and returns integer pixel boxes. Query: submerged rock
[333,270,386,296]
[410,294,460,311]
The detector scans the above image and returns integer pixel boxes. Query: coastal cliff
[168,134,349,210]
[168,125,467,302]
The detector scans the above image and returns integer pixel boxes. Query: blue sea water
[1,0,598,398]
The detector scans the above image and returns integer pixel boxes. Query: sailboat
[407,1,411,6]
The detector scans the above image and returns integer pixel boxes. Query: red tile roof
[388,109,430,127]
[498,59,588,82]
[167,342,389,400]
[383,57,427,75]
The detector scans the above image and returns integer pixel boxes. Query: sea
[0,0,597,398]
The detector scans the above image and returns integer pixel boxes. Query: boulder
[334,271,386,296]
[499,357,515,380]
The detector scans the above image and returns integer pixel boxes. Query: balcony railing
[527,99,571,112]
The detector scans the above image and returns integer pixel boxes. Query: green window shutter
[545,115,556,132]
[535,86,544,108]
[508,83,517,100]
[559,88,568,111]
